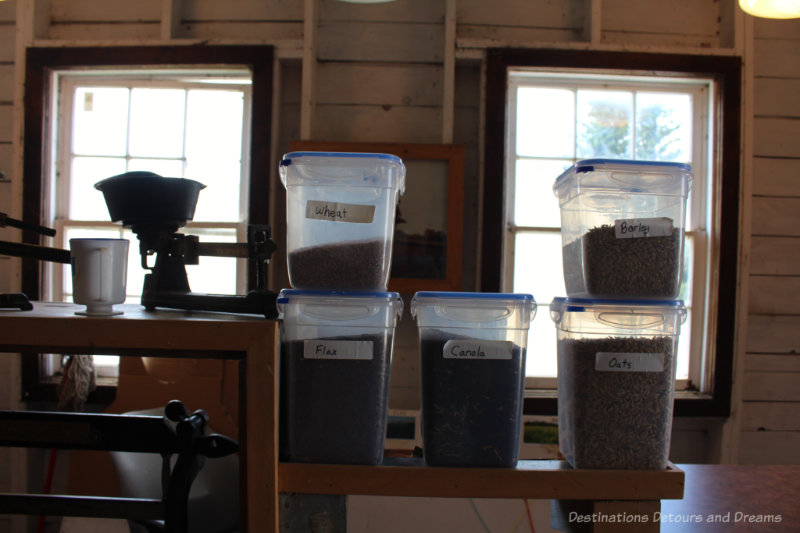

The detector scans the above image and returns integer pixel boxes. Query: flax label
[443,340,513,360]
[305,200,375,224]
[595,352,665,372]
[303,340,374,360]
[614,217,673,239]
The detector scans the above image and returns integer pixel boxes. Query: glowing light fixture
[739,0,800,18]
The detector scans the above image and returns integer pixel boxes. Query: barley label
[303,340,374,360]
[614,217,673,239]
[443,340,513,360]
[595,352,665,372]
[305,200,375,224]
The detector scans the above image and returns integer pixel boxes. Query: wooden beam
[442,0,456,143]
[300,0,317,140]
[161,0,182,40]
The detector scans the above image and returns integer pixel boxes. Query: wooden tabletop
[659,464,800,532]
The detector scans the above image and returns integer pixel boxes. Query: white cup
[70,238,130,316]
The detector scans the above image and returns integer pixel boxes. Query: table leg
[244,326,280,533]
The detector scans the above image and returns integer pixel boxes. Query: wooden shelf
[280,459,685,500]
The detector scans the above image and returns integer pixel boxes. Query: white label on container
[305,200,375,224]
[443,340,513,360]
[595,352,665,372]
[614,217,673,239]
[303,340,374,360]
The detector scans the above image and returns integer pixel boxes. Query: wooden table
[1,302,688,532]
[0,302,280,532]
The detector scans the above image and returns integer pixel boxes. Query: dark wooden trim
[21,44,274,403]
[483,49,741,418]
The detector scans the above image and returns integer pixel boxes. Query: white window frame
[41,69,253,381]
[503,69,715,395]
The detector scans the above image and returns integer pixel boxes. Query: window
[506,72,708,392]
[21,46,274,404]
[483,50,741,417]
[40,71,252,382]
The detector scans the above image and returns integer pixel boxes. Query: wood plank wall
[742,16,800,464]
[0,6,798,514]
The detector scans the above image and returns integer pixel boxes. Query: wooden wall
[0,3,799,524]
[740,16,800,464]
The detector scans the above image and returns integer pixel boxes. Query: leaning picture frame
[288,141,464,292]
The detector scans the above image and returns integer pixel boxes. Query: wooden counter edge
[278,461,685,500]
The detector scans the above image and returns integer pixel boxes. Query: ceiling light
[739,0,800,18]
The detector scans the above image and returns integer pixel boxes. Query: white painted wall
[1,0,799,530]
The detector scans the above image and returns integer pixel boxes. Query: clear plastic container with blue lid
[277,289,403,465]
[553,159,692,299]
[411,291,536,467]
[279,152,406,291]
[550,297,687,470]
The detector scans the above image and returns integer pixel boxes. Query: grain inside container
[550,297,687,469]
[411,291,536,468]
[553,159,692,299]
[277,289,403,465]
[279,152,405,291]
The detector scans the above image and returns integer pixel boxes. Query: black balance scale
[0,171,278,318]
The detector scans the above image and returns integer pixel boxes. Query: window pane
[72,87,129,156]
[513,231,565,306]
[187,161,242,222]
[184,90,245,222]
[676,310,691,381]
[635,92,692,162]
[70,157,127,220]
[516,87,575,158]
[129,88,186,158]
[514,159,570,227]
[528,304,557,377]
[182,227,238,294]
[577,90,633,159]
[185,90,244,162]
[128,158,184,177]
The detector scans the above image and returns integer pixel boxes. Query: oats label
[595,352,665,372]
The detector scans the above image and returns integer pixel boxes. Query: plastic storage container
[278,289,403,465]
[410,291,536,467]
[550,297,687,470]
[553,159,692,299]
[279,152,406,291]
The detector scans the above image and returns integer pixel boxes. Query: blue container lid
[573,158,691,174]
[553,158,692,199]
[278,288,400,304]
[413,291,534,302]
[280,152,403,166]
[411,291,536,327]
[549,297,687,332]
[279,151,406,193]
[551,296,686,313]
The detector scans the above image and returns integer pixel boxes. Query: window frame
[482,49,741,418]
[21,45,274,405]
[504,72,711,392]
